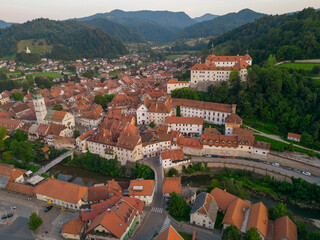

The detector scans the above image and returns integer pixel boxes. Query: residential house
[166,79,190,94]
[165,116,203,136]
[273,216,297,240]
[160,148,190,169]
[162,177,182,199]
[129,179,155,205]
[287,133,302,142]
[154,225,184,240]
[190,192,218,229]
[225,113,242,135]
[61,217,85,240]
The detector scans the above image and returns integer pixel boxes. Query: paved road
[0,217,34,240]
[132,156,167,240]
[191,156,320,185]
[35,149,74,175]
[245,125,320,154]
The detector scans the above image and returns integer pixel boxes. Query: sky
[1,0,320,23]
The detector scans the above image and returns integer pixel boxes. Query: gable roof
[34,178,87,204]
[274,216,297,240]
[61,217,84,235]
[154,225,184,240]
[190,192,218,223]
[129,179,154,196]
[287,132,302,139]
[210,187,238,211]
[165,116,203,125]
[162,177,181,194]
[246,202,268,237]
[225,113,242,125]
[172,98,233,113]
[160,148,185,162]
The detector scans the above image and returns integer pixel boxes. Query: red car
[220,156,228,158]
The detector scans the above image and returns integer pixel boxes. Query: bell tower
[32,82,47,124]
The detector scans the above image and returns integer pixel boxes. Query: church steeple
[211,42,215,55]
[32,80,47,124]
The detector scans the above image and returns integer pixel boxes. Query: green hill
[0,18,128,61]
[212,8,320,65]
[0,20,14,28]
[176,9,264,39]
[83,18,146,43]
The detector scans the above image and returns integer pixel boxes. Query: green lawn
[277,62,320,71]
[178,232,192,240]
[244,118,283,135]
[254,135,319,158]
[30,72,62,78]
[165,54,184,60]
[17,39,52,54]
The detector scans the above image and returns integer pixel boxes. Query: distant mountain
[0,18,128,61]
[212,8,320,65]
[0,20,14,28]
[175,9,264,39]
[194,13,219,22]
[83,18,146,43]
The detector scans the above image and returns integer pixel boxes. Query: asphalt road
[191,156,320,185]
[0,217,34,240]
[132,156,167,240]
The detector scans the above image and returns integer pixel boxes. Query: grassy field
[254,135,319,158]
[165,54,184,60]
[178,232,192,240]
[29,72,62,78]
[277,62,320,71]
[244,118,283,135]
[17,39,52,54]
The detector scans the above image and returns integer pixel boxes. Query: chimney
[231,104,237,114]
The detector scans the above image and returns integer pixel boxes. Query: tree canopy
[28,212,43,231]
[168,192,191,222]
[222,225,241,240]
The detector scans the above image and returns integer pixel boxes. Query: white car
[272,162,280,167]
[302,171,311,176]
[205,155,211,158]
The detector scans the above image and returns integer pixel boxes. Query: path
[244,125,320,154]
[35,149,74,176]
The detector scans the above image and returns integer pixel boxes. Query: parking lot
[0,190,80,240]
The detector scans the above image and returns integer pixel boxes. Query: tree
[0,126,8,150]
[0,71,7,80]
[94,94,107,108]
[131,163,154,179]
[168,168,179,177]
[176,106,181,116]
[28,212,43,230]
[244,228,262,240]
[53,104,63,110]
[73,130,80,139]
[10,92,24,101]
[104,94,115,103]
[207,179,220,192]
[222,225,240,240]
[264,54,277,68]
[168,192,191,222]
[312,66,320,75]
[268,203,289,220]
[149,122,155,128]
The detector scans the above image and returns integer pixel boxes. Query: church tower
[32,82,47,124]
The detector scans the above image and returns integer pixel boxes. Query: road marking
[151,207,163,213]
[160,217,171,232]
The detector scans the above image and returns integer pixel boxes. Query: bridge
[35,149,75,176]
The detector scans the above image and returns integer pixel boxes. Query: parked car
[272,162,280,167]
[263,161,271,165]
[293,169,301,174]
[283,166,292,171]
[220,156,228,159]
[211,155,219,158]
[230,156,236,159]
[44,205,53,212]
[302,171,311,176]
[1,213,13,219]
[252,159,260,162]
[205,155,211,158]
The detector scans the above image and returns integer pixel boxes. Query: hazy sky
[1,0,320,23]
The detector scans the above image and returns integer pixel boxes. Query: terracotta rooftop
[162,177,182,195]
[190,192,218,224]
[165,116,203,125]
[129,179,154,196]
[246,202,268,237]
[172,98,233,113]
[274,216,297,240]
[161,148,186,162]
[254,141,271,150]
[5,182,34,196]
[34,178,87,204]
[78,129,96,141]
[287,132,302,139]
[210,188,238,212]
[225,113,242,125]
[167,79,189,84]
[154,225,184,240]
[61,217,84,235]
[51,110,67,122]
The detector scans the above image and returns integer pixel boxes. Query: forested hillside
[212,8,320,65]
[0,18,128,61]
[176,9,264,40]
[172,64,320,150]
[0,20,13,28]
[83,18,146,43]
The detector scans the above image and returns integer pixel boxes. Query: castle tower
[32,82,47,124]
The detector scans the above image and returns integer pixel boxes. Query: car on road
[302,171,311,176]
[283,166,292,171]
[211,155,219,158]
[1,213,13,219]
[44,205,53,212]
[252,159,260,162]
[236,156,244,159]
[293,169,301,174]
[263,161,271,165]
[230,156,236,159]
[205,155,211,158]
[272,162,280,167]
[220,156,228,158]
[244,157,252,160]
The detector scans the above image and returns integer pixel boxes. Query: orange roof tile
[246,202,268,237]
[5,182,34,196]
[154,225,184,240]
[274,216,297,240]
[210,188,238,212]
[287,132,302,139]
[51,110,67,122]
[34,178,87,204]
[172,98,233,113]
[222,198,251,230]
[161,148,186,162]
[167,79,189,84]
[129,179,154,196]
[225,113,242,125]
[162,177,181,194]
[165,116,203,125]
[61,217,84,235]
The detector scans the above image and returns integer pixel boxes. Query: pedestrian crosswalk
[160,217,171,232]
[151,207,163,213]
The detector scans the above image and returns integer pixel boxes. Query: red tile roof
[210,188,238,212]
[246,202,268,237]
[274,216,297,240]
[287,132,302,139]
[162,177,182,194]
[161,148,185,162]
[154,225,184,240]
[129,179,154,196]
[172,98,233,113]
[165,116,203,125]
[61,217,84,235]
